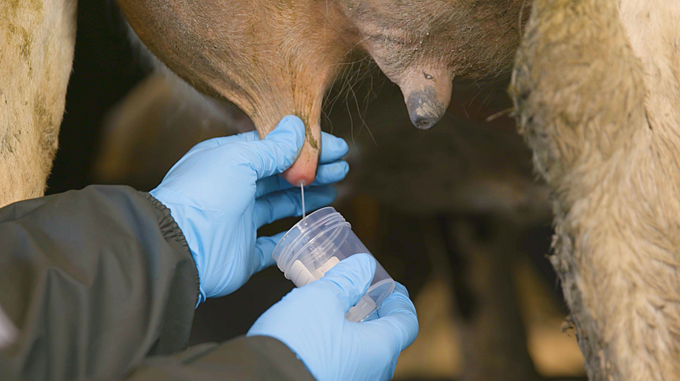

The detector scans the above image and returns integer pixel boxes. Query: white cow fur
[511,0,680,379]
[0,0,76,207]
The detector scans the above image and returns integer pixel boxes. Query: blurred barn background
[48,2,586,380]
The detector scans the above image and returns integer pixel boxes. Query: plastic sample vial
[272,207,395,322]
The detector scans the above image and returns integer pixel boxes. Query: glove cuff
[150,187,207,307]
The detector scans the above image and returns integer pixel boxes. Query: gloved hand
[150,116,349,303]
[248,254,419,381]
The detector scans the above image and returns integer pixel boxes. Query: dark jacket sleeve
[0,185,313,381]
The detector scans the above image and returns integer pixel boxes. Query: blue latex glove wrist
[150,116,349,303]
[248,254,419,381]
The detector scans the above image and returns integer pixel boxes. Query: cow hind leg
[0,0,77,207]
[512,0,680,379]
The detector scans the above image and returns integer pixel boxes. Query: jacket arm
[0,185,313,380]
[0,185,199,379]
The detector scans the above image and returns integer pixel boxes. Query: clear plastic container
[272,207,395,322]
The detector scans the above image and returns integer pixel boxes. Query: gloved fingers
[255,161,348,198]
[212,129,345,163]
[391,282,410,298]
[231,130,260,142]
[352,282,412,323]
[314,160,349,185]
[315,254,376,312]
[253,185,337,228]
[319,132,349,164]
[241,116,306,180]
[254,176,292,199]
[184,130,260,152]
[191,127,344,161]
[366,282,419,351]
[377,283,416,320]
[254,231,286,272]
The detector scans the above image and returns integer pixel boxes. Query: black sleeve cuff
[144,191,200,304]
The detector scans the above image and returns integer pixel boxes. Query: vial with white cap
[272,206,395,322]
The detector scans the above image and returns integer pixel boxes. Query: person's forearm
[0,185,199,380]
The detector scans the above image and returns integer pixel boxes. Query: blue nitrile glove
[150,116,349,303]
[247,254,419,381]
